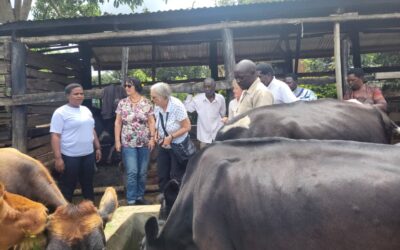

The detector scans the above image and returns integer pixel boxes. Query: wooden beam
[121,46,129,84]
[209,41,218,80]
[294,26,302,74]
[20,13,400,45]
[375,72,400,80]
[334,22,343,100]
[221,28,236,103]
[11,41,27,153]
[2,80,231,106]
[350,31,362,68]
[341,38,351,93]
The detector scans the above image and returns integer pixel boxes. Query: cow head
[159,179,180,220]
[46,187,118,250]
[0,182,48,250]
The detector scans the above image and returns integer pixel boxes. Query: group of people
[49,59,387,204]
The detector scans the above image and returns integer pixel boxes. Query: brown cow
[0,148,118,250]
[0,182,48,250]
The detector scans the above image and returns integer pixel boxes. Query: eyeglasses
[124,84,132,88]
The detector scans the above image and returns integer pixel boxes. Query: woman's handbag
[171,135,197,163]
[159,112,197,163]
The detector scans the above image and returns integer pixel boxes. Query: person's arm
[373,88,388,112]
[93,129,101,162]
[148,114,156,151]
[219,95,227,118]
[51,133,64,173]
[183,94,196,113]
[114,113,122,152]
[163,118,191,146]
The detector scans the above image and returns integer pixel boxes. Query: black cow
[216,99,399,143]
[144,138,400,250]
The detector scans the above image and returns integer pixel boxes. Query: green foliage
[301,58,334,72]
[32,0,101,19]
[299,83,337,99]
[155,66,210,82]
[217,0,284,6]
[32,0,151,19]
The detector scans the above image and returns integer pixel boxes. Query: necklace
[130,96,141,103]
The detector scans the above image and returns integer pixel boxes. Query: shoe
[127,201,136,206]
[135,198,149,205]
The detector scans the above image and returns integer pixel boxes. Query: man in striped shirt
[285,73,317,101]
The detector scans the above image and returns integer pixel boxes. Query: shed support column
[79,42,92,107]
[209,41,218,80]
[121,46,129,85]
[11,41,27,152]
[294,26,302,74]
[334,22,343,100]
[221,28,235,103]
[341,38,351,92]
[152,43,156,83]
[350,31,361,68]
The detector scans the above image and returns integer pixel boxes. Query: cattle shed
[0,0,400,165]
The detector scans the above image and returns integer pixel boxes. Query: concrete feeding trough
[105,205,160,250]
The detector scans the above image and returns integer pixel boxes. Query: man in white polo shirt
[184,77,226,148]
[256,63,297,104]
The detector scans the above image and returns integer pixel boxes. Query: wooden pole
[121,46,129,85]
[221,28,236,104]
[294,26,302,74]
[152,43,156,83]
[350,31,362,68]
[341,38,350,94]
[20,12,400,45]
[334,22,343,100]
[79,42,92,107]
[209,41,218,80]
[11,41,27,152]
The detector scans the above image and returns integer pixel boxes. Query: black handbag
[171,135,197,163]
[159,112,197,163]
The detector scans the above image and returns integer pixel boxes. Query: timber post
[221,28,236,103]
[121,46,129,84]
[334,22,343,100]
[209,41,219,80]
[11,41,27,152]
[79,42,92,107]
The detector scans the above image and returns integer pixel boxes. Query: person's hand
[162,135,173,147]
[115,141,121,152]
[55,158,65,173]
[95,149,102,163]
[149,139,156,151]
[221,116,228,124]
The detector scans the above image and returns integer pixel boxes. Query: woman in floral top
[115,77,156,205]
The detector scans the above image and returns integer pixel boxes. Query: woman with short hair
[150,82,192,192]
[115,77,155,205]
[50,83,101,202]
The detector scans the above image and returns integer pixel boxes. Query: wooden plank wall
[0,37,11,148]
[25,50,81,166]
[0,39,82,167]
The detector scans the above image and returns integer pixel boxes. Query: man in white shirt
[184,78,226,148]
[234,59,274,115]
[256,63,297,104]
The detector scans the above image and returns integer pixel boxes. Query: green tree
[0,0,152,23]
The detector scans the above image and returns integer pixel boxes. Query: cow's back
[169,138,400,250]
[216,99,395,143]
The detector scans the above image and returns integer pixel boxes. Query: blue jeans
[122,146,150,204]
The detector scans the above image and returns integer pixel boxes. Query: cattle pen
[1,1,400,242]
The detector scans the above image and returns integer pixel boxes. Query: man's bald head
[234,59,258,90]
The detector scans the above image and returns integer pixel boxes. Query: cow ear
[164,179,180,208]
[145,216,159,242]
[98,187,118,225]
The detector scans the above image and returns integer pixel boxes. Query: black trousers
[59,153,95,202]
[156,146,187,192]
